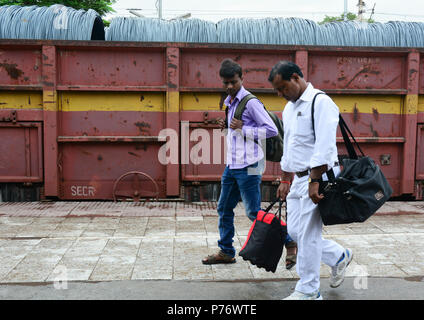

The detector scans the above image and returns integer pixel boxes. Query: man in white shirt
[268,61,353,300]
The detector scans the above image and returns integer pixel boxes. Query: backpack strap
[224,94,257,129]
[234,94,257,120]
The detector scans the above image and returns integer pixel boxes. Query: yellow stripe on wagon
[181,93,405,114]
[180,93,285,111]
[0,92,43,109]
[329,95,403,115]
[418,95,424,113]
[59,92,165,112]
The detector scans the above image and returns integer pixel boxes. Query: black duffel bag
[239,199,287,272]
[312,93,393,226]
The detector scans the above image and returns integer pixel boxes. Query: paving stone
[132,238,173,280]
[0,257,27,280]
[57,256,100,269]
[34,238,75,250]
[3,254,63,282]
[364,264,408,277]
[114,228,146,237]
[0,225,23,238]
[49,226,86,238]
[234,216,254,236]
[176,216,206,236]
[64,239,108,257]
[173,238,213,280]
[114,218,148,237]
[387,202,424,214]
[203,217,219,235]
[80,229,116,237]
[90,255,137,281]
[118,217,149,226]
[0,239,41,249]
[396,262,424,276]
[60,217,93,224]
[15,225,58,238]
[0,217,35,226]
[211,261,254,280]
[102,238,141,257]
[375,203,400,215]
[144,217,176,236]
[31,217,66,224]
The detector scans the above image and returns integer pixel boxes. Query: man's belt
[295,162,339,178]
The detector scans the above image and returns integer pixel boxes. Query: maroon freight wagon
[0,40,423,201]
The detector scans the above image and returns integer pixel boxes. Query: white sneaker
[330,248,353,288]
[283,290,323,300]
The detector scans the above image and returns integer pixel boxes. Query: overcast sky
[106,0,424,23]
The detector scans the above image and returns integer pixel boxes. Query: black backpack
[225,94,284,162]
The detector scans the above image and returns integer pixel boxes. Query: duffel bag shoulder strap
[339,115,357,159]
[311,92,326,140]
[338,115,365,159]
[311,92,365,160]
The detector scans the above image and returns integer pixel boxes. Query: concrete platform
[0,201,423,285]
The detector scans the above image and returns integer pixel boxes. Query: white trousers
[286,173,345,294]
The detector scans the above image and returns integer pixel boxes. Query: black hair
[219,58,243,78]
[268,61,304,82]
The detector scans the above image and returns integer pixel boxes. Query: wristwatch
[308,177,321,184]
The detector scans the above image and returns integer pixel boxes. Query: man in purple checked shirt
[202,58,279,264]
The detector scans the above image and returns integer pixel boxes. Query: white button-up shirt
[280,83,339,173]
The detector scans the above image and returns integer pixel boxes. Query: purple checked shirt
[225,86,278,169]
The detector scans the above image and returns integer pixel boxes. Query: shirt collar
[297,83,315,103]
[224,86,248,107]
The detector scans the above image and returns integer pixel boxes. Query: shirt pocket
[295,115,313,137]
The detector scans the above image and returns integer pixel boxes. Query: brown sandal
[202,250,236,265]
[285,241,297,270]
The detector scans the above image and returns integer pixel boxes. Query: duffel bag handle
[264,199,285,221]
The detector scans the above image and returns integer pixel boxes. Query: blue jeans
[286,234,294,243]
[217,162,263,257]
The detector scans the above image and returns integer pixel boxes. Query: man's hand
[308,164,327,204]
[276,172,293,200]
[229,118,243,130]
[216,118,226,130]
[308,182,324,204]
[276,182,290,200]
